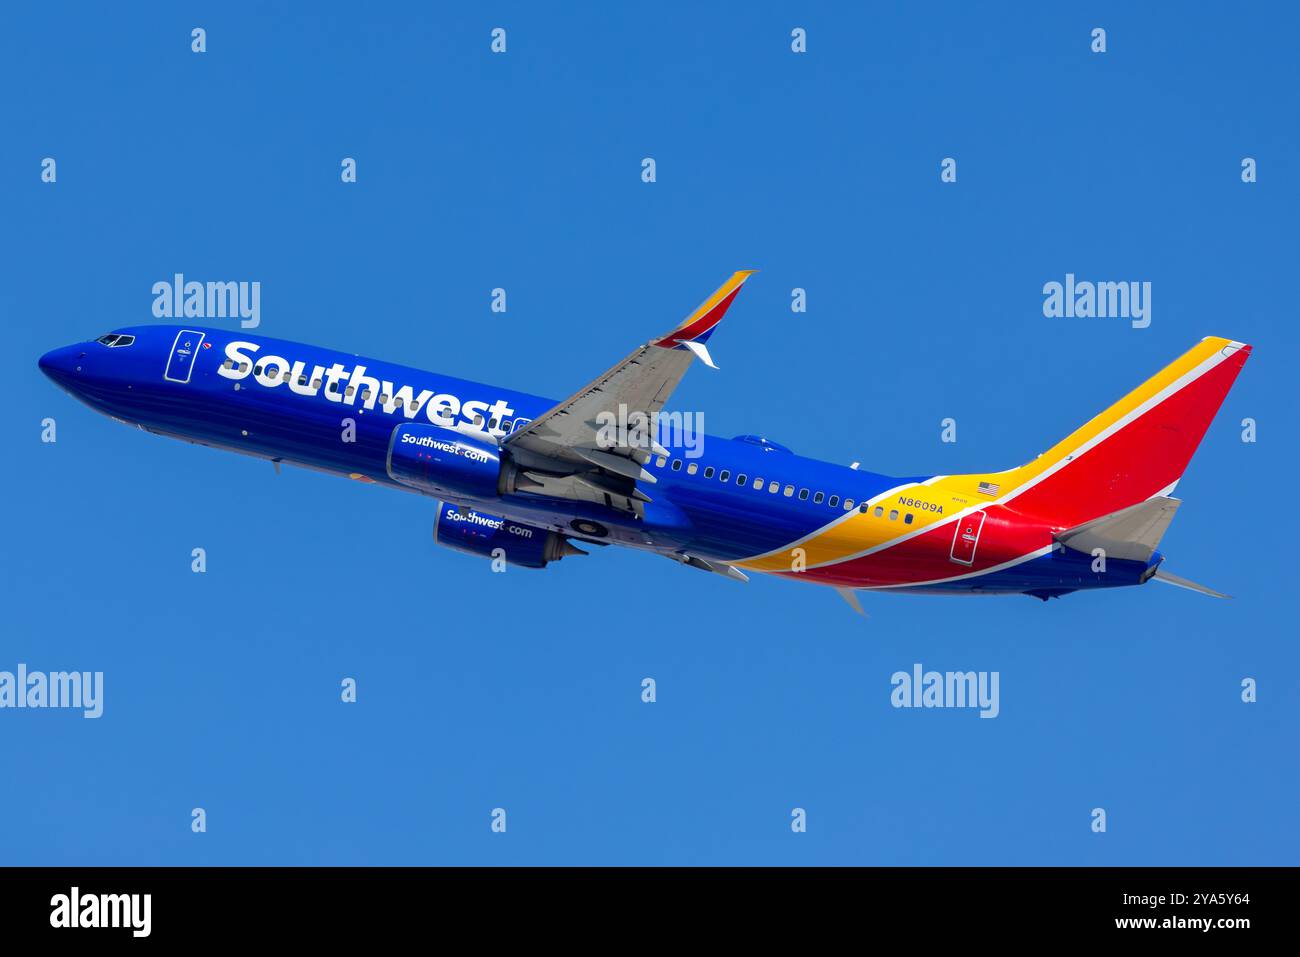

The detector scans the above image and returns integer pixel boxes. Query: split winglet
[652,270,756,369]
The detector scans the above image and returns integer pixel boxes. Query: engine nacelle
[433,502,580,568]
[387,422,503,499]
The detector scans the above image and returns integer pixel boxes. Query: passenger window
[393,398,404,409]
[719,470,730,482]
[239,362,250,373]
[829,495,840,507]
[380,394,390,405]
[768,481,779,493]
[859,503,869,513]
[361,389,372,401]
[874,506,884,517]
[904,514,914,525]
[254,365,263,376]
[687,463,698,475]
[813,492,824,504]
[798,489,809,501]
[502,420,513,431]
[843,499,855,511]
[346,386,355,397]
[889,509,899,521]
[655,456,667,468]
[703,467,714,479]
[737,473,747,485]
[281,370,291,381]
[312,378,322,389]
[753,477,764,490]
[223,359,233,369]
[783,485,794,497]
[671,460,683,471]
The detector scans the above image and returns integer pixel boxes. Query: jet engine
[387,422,543,499]
[386,422,508,499]
[432,502,584,568]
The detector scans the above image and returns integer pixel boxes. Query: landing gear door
[164,330,206,384]
[949,511,986,565]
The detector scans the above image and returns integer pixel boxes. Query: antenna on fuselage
[836,588,868,616]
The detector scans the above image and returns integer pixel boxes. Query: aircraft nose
[38,344,87,388]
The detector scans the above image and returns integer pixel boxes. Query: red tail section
[1004,337,1250,528]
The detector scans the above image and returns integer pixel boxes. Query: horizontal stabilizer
[1151,568,1230,599]
[1056,496,1180,564]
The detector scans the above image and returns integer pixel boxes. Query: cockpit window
[95,334,135,347]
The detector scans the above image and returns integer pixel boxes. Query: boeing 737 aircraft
[39,272,1251,609]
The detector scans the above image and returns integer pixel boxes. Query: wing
[503,270,755,512]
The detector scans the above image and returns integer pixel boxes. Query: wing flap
[503,272,755,497]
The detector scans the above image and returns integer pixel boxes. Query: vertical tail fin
[1000,337,1250,527]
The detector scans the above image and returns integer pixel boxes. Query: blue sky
[2,2,1296,865]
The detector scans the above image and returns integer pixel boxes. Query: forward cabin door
[164,330,206,384]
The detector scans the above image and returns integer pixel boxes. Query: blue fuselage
[38,325,906,552]
[38,324,1151,597]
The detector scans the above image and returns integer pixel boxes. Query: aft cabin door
[164,330,206,384]
[949,511,986,565]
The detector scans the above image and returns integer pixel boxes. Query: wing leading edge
[502,271,756,511]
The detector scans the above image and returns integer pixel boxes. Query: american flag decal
[977,481,1000,496]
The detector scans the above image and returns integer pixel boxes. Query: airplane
[38,271,1251,610]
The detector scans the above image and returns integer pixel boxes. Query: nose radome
[38,348,63,379]
[38,344,84,386]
